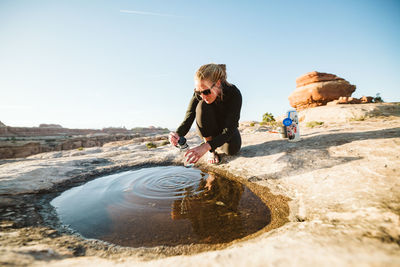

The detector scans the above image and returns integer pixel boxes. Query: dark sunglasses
[194,83,215,96]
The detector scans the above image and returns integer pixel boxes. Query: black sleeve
[207,88,242,151]
[176,93,199,137]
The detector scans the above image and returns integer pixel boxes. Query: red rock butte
[289,71,356,110]
[295,71,344,88]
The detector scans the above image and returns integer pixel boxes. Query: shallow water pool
[51,166,270,247]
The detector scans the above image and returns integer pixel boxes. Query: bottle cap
[178,136,186,146]
[283,118,292,126]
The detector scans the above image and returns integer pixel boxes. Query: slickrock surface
[1,103,400,266]
[298,102,399,123]
[289,71,356,110]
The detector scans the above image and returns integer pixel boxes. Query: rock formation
[295,71,344,87]
[0,126,169,137]
[327,96,374,105]
[39,124,63,128]
[289,71,356,110]
[0,126,170,159]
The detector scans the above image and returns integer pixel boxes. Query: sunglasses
[194,83,215,96]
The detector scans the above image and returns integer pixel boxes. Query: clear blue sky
[1,0,399,129]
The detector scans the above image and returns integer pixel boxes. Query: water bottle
[176,137,194,168]
[283,110,301,142]
[177,136,189,150]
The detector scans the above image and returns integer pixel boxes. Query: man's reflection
[171,172,245,243]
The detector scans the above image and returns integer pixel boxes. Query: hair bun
[218,64,226,72]
[195,63,230,85]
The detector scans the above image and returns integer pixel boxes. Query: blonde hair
[195,63,231,86]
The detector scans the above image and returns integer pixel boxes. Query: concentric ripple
[124,166,206,200]
[51,166,271,247]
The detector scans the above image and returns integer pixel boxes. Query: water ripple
[51,166,271,247]
[120,166,205,200]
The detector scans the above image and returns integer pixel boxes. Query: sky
[1,0,399,129]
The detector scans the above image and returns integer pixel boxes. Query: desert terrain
[0,103,399,266]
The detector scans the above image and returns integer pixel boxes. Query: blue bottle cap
[283,118,293,126]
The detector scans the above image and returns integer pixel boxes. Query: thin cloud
[120,9,181,18]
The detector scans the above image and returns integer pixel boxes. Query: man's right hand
[169,132,179,147]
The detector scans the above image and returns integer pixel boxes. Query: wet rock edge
[0,161,290,263]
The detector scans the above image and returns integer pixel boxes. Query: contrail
[120,9,179,17]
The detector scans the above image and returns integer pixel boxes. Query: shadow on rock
[241,127,400,180]
[368,103,400,117]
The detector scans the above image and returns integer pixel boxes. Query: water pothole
[51,166,272,247]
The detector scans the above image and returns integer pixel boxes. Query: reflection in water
[171,173,245,243]
[51,166,270,247]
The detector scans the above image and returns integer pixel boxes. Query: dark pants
[195,100,241,155]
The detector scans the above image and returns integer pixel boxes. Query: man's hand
[169,132,179,147]
[184,143,212,164]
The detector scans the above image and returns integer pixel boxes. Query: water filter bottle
[176,136,188,149]
[283,110,301,142]
[176,137,194,167]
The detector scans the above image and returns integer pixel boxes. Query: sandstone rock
[337,96,362,104]
[298,102,400,123]
[0,126,170,159]
[289,71,356,110]
[1,104,400,266]
[0,126,166,137]
[0,142,42,158]
[326,100,339,106]
[361,96,374,103]
[39,124,63,128]
[327,96,374,106]
[239,121,258,128]
[72,141,82,148]
[295,71,344,87]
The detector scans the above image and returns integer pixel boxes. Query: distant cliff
[0,125,169,159]
[0,125,169,137]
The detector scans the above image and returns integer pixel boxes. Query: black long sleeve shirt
[176,82,242,151]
